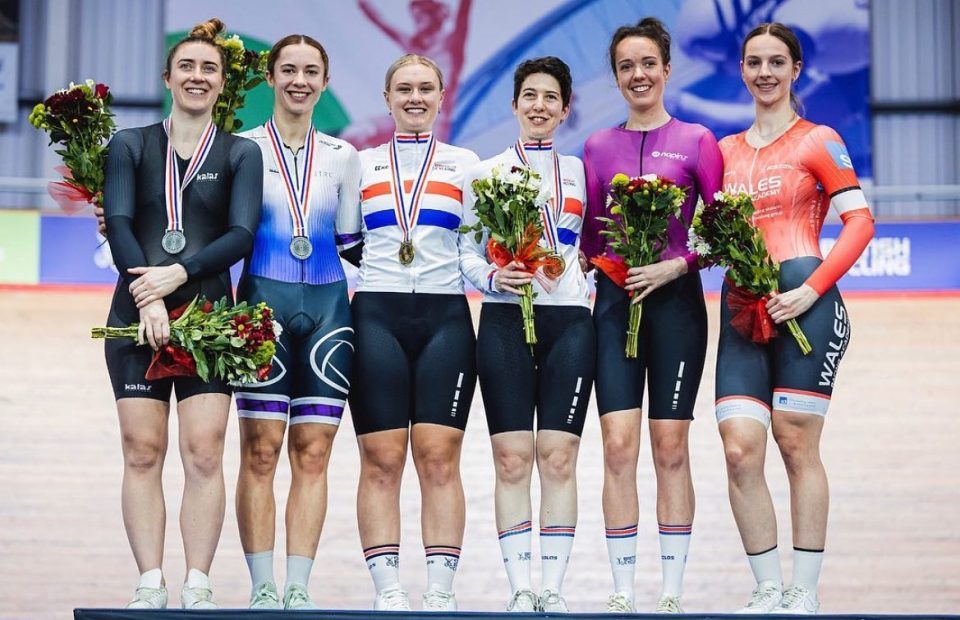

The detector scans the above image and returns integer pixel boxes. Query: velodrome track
[1,288,958,618]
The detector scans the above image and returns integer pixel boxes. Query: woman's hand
[494,261,534,295]
[766,284,820,323]
[624,256,687,303]
[94,206,106,235]
[128,264,188,308]
[578,250,590,273]
[138,299,170,351]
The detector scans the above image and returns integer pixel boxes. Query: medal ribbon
[389,133,437,242]
[162,117,217,234]
[514,139,563,250]
[265,117,316,238]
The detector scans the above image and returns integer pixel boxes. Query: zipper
[285,143,309,284]
[638,130,648,176]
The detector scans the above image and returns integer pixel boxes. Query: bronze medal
[399,240,415,266]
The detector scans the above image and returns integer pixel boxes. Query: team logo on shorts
[310,326,355,395]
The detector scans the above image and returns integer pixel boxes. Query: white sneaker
[540,589,568,612]
[374,586,412,611]
[249,581,282,609]
[606,592,635,613]
[422,586,457,611]
[506,588,539,612]
[126,586,167,609]
[655,594,684,613]
[773,585,820,614]
[284,583,318,610]
[737,580,783,614]
[181,584,217,610]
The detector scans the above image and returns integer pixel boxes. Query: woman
[102,18,262,610]
[716,23,874,614]
[580,17,723,614]
[459,56,592,614]
[337,54,479,612]
[233,35,360,610]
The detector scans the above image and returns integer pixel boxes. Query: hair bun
[189,18,225,40]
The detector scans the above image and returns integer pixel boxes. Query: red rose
[202,300,214,313]
[95,83,110,99]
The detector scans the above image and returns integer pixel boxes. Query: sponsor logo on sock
[517,552,531,561]
[616,555,636,565]
[386,556,399,568]
[443,557,458,570]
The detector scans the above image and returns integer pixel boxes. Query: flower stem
[90,326,139,339]
[786,318,813,355]
[520,283,536,351]
[625,300,642,359]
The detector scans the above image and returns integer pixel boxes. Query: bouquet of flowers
[591,173,687,358]
[91,296,280,383]
[28,80,116,213]
[688,191,812,354]
[460,164,564,347]
[213,34,268,132]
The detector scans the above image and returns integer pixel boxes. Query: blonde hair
[384,54,444,91]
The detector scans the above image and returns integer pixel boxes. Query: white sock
[605,524,637,599]
[425,545,460,592]
[792,548,824,592]
[540,524,575,593]
[185,568,210,590]
[286,555,313,589]
[659,523,692,597]
[498,520,533,592]
[244,550,274,588]
[138,568,163,589]
[747,546,783,586]
[364,544,401,594]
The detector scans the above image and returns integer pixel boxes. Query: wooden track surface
[1,290,958,617]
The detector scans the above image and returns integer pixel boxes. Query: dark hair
[512,56,573,107]
[267,34,330,81]
[164,18,227,78]
[608,16,671,76]
[741,22,804,114]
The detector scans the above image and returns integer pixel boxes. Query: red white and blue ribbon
[514,138,563,251]
[389,133,437,242]
[162,117,217,234]
[265,117,316,238]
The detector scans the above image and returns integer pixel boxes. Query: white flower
[713,191,725,202]
[640,173,658,182]
[687,228,711,255]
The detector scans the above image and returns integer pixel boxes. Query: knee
[602,432,638,477]
[122,434,165,474]
[723,438,763,483]
[651,434,689,474]
[243,435,282,479]
[415,445,460,488]
[361,444,406,486]
[182,438,224,479]
[773,428,818,476]
[493,448,533,486]
[538,446,577,484]
[290,436,332,478]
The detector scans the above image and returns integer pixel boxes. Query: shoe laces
[540,589,565,610]
[508,589,538,611]
[745,582,782,609]
[379,587,410,609]
[252,582,279,603]
[606,593,634,612]
[285,584,311,608]
[423,588,455,608]
[132,587,166,606]
[183,586,214,604]
[779,585,811,609]
[656,595,682,613]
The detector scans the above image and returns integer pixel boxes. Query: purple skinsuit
[581,117,724,270]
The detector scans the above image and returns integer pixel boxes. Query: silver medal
[161,230,186,254]
[290,235,313,259]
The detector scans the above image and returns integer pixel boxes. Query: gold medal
[399,240,415,266]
